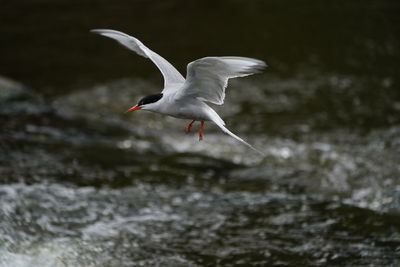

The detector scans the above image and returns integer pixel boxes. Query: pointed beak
[125,105,142,113]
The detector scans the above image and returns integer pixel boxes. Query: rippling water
[1,0,400,266]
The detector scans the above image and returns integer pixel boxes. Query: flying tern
[91,29,266,154]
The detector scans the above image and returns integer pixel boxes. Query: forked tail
[208,119,264,157]
[216,123,265,156]
[205,106,265,156]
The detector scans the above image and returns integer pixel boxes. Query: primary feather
[178,57,267,105]
[90,29,185,90]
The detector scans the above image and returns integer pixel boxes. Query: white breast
[152,92,211,121]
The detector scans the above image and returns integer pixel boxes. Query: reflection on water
[1,0,400,266]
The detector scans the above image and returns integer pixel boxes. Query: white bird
[91,29,266,155]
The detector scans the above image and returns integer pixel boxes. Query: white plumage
[180,57,266,105]
[90,29,185,89]
[91,29,266,155]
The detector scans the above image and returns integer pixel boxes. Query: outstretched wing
[178,57,266,105]
[91,29,185,91]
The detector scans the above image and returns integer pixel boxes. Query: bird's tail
[216,122,265,156]
[207,109,265,156]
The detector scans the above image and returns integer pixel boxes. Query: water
[1,0,400,266]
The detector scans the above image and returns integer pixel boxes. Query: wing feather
[91,29,185,91]
[178,57,266,105]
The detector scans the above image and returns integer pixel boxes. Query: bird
[91,29,266,155]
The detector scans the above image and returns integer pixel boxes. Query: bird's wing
[91,29,185,91]
[177,57,266,105]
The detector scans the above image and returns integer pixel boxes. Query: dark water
[1,0,400,266]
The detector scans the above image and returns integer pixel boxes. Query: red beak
[126,105,142,113]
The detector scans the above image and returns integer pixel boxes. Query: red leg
[199,120,205,141]
[186,120,195,134]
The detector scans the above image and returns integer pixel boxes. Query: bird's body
[150,92,215,121]
[91,29,266,155]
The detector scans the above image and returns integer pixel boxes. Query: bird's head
[126,93,163,113]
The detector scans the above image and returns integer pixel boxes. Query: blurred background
[1,0,400,266]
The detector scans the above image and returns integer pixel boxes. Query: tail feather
[213,120,265,156]
[205,106,264,156]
